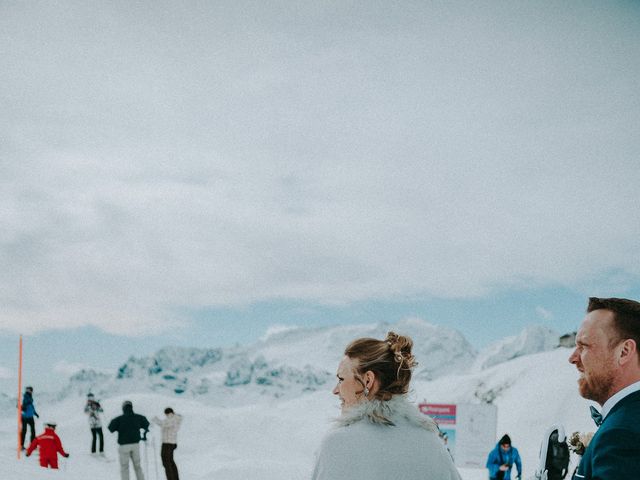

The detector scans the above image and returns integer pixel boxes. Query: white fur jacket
[152,413,183,444]
[311,395,462,480]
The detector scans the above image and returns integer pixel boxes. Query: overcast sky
[1,1,639,391]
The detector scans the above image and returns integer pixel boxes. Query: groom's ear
[617,338,637,366]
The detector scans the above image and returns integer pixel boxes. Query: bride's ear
[363,370,376,389]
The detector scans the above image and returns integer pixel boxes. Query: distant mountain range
[55,319,569,405]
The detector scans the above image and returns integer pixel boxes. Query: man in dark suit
[569,297,640,479]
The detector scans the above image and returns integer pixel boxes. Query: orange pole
[16,335,23,459]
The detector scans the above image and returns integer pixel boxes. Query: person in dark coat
[21,385,39,450]
[486,434,522,480]
[108,400,150,480]
[569,297,640,480]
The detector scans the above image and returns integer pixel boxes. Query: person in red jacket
[26,421,70,469]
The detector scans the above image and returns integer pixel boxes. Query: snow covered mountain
[253,318,477,379]
[471,325,561,371]
[56,319,566,405]
[61,346,333,404]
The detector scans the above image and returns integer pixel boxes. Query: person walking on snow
[26,421,69,469]
[21,385,39,450]
[108,400,150,480]
[152,407,183,480]
[486,434,522,480]
[85,392,105,455]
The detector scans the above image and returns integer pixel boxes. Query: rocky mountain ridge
[56,319,566,404]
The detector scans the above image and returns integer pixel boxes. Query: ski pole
[144,437,149,480]
[152,434,159,480]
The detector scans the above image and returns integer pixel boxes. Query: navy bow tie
[590,406,603,426]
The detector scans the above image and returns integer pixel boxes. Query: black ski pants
[91,427,104,453]
[161,443,179,480]
[21,416,35,448]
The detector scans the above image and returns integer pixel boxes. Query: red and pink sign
[418,403,457,425]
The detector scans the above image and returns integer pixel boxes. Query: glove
[64,453,70,458]
[26,453,30,457]
[34,413,39,418]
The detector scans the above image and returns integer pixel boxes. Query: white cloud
[1,2,639,335]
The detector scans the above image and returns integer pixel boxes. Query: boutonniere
[568,431,594,456]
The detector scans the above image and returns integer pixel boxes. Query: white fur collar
[335,395,438,431]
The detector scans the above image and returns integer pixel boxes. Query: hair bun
[344,331,418,400]
[385,331,417,369]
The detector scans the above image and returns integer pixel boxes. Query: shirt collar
[602,380,640,418]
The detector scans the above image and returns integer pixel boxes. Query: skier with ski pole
[108,400,150,480]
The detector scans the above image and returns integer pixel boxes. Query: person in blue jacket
[21,385,39,450]
[568,297,640,480]
[486,434,522,480]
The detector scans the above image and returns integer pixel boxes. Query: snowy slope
[412,348,594,470]
[471,325,560,371]
[0,345,595,480]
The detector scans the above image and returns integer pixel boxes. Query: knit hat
[499,434,511,446]
[87,393,95,398]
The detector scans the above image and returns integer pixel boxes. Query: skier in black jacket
[21,386,39,450]
[108,400,150,480]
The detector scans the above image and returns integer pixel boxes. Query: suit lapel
[572,389,640,479]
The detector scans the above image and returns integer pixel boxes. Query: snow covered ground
[0,346,594,480]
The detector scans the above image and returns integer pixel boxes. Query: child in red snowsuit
[26,422,69,469]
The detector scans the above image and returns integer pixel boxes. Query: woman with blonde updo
[311,332,461,480]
